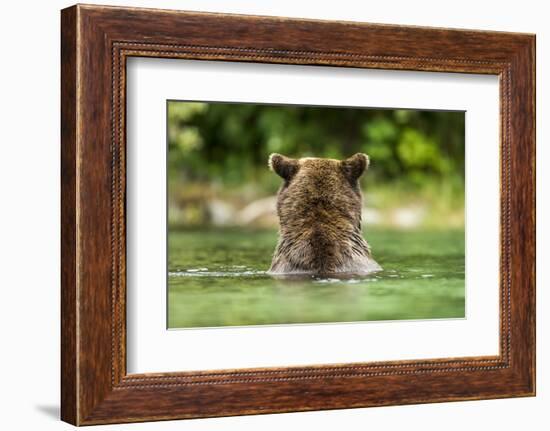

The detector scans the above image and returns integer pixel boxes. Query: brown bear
[268,153,381,276]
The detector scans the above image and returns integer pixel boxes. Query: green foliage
[168,101,464,195]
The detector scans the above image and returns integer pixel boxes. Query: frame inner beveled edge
[110,41,512,387]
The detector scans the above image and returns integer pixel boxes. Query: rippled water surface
[168,229,465,328]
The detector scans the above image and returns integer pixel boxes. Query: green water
[168,228,465,328]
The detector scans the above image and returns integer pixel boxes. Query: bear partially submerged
[268,153,381,276]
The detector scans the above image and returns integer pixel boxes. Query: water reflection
[168,228,465,328]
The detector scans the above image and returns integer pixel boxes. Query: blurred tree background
[168,101,465,229]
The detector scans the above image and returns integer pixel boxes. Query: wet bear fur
[268,153,381,275]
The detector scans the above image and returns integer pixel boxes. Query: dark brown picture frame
[61,4,536,425]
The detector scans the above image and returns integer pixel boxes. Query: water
[168,228,465,328]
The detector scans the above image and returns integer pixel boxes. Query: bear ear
[269,153,299,181]
[341,153,369,182]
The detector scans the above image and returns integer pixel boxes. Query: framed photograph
[61,4,535,425]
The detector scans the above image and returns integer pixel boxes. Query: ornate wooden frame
[61,4,535,425]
